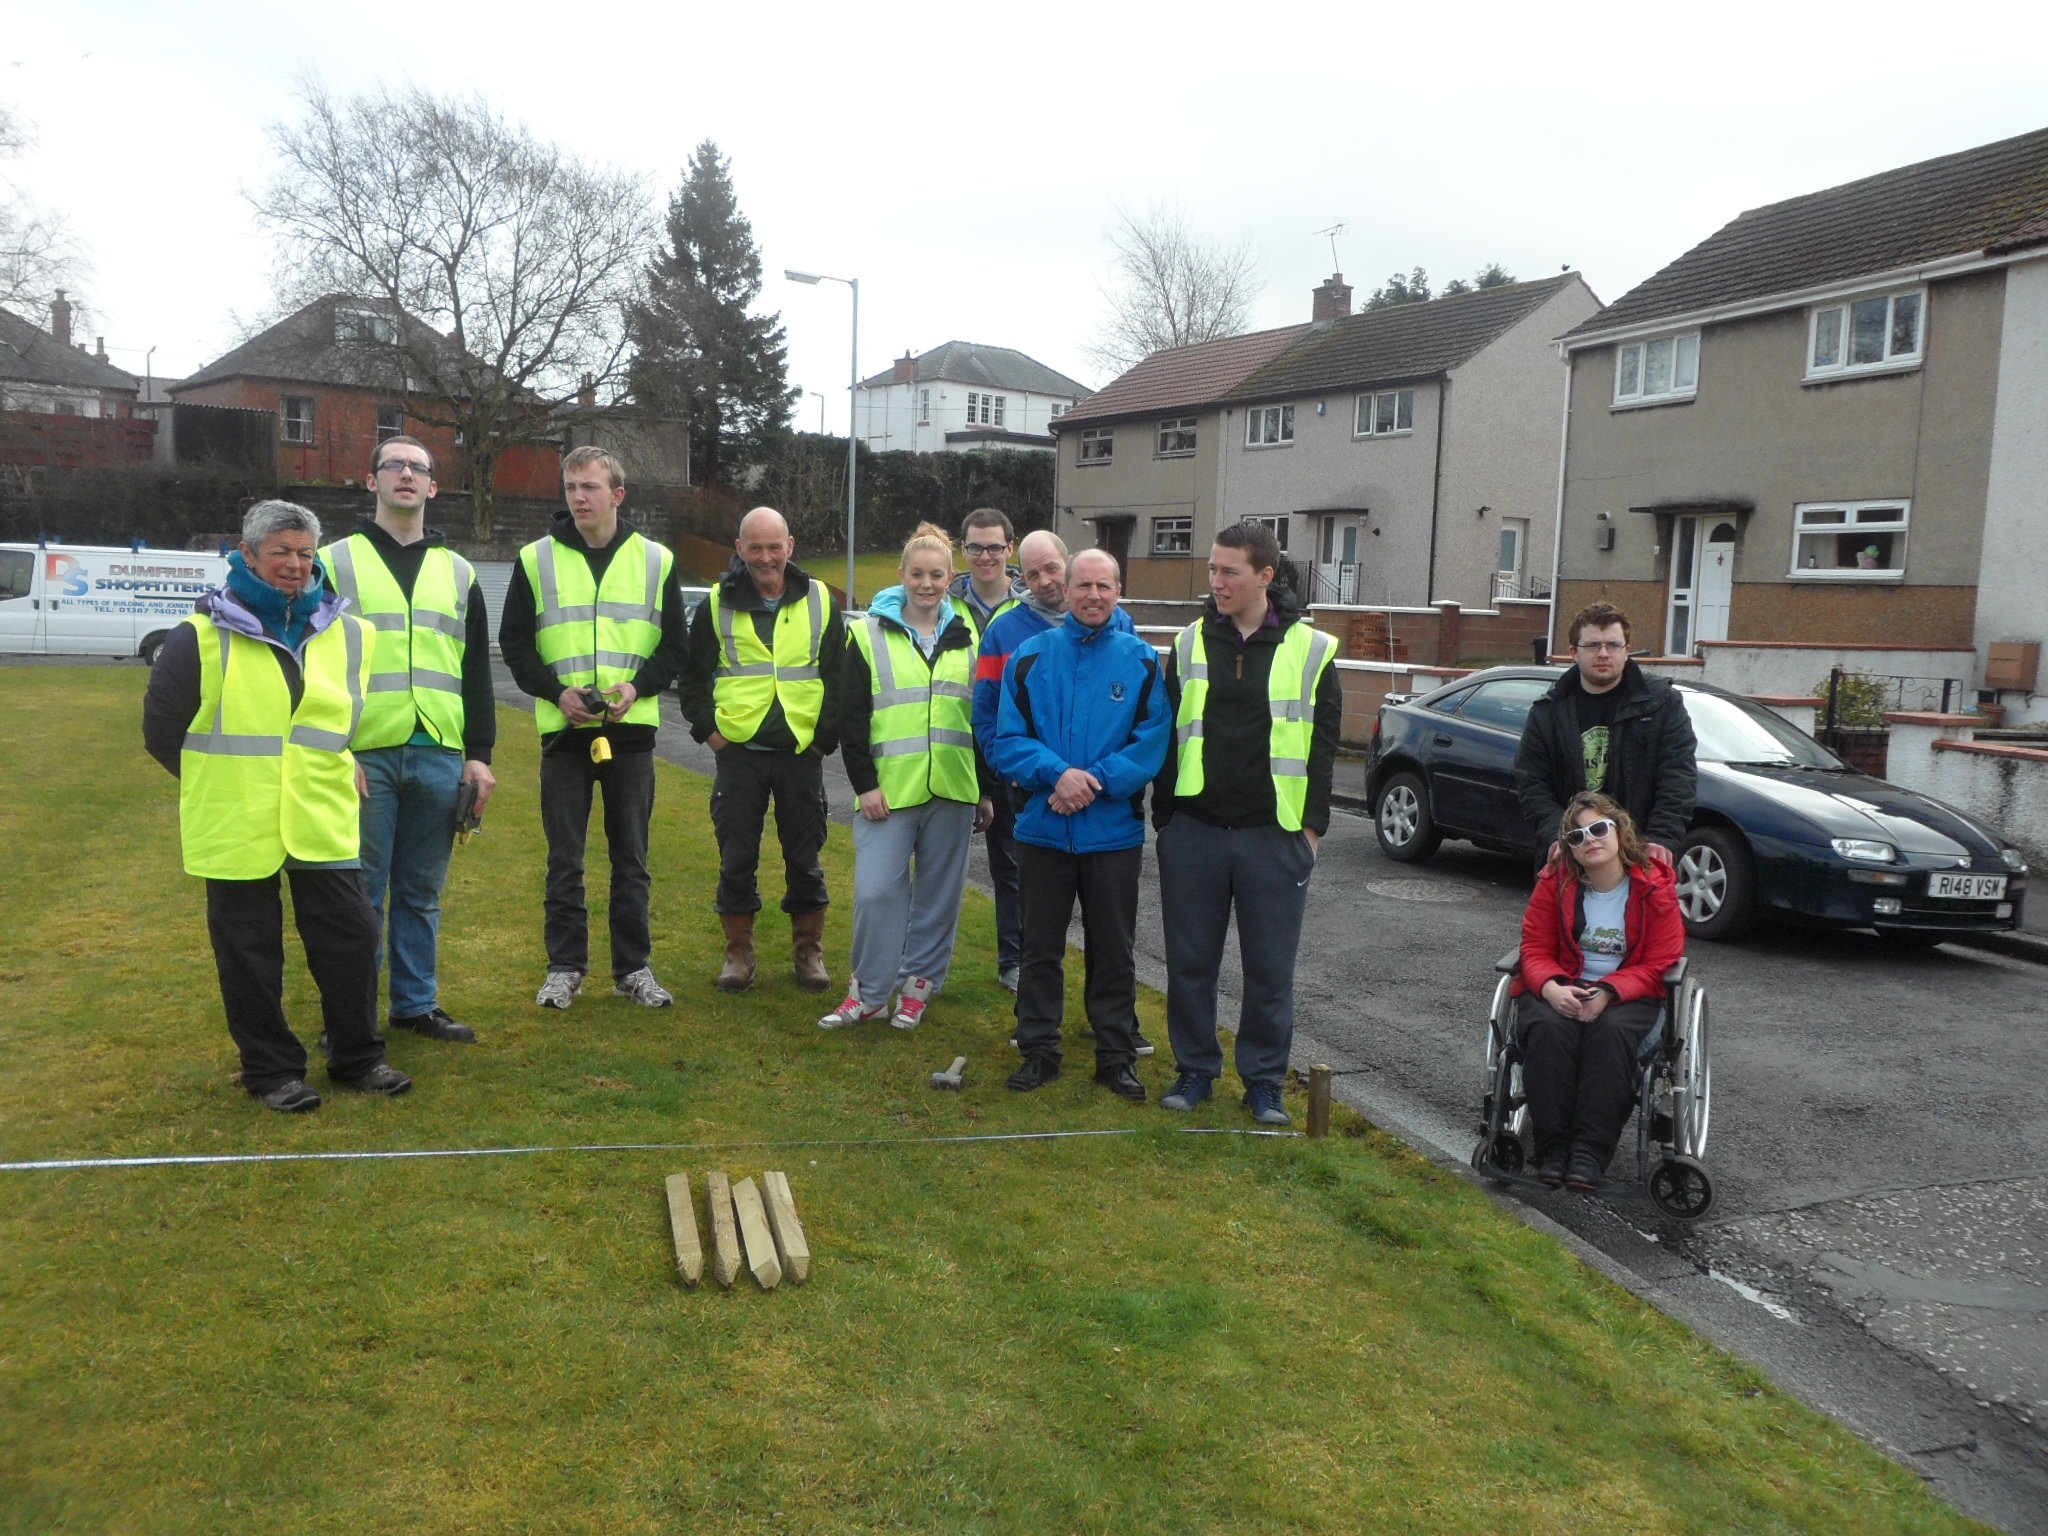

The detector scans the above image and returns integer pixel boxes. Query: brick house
[0,294,150,468]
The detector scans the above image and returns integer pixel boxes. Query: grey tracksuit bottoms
[848,797,977,1005]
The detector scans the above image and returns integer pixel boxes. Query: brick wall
[0,411,156,468]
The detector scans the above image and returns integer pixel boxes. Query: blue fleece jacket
[989,611,1169,853]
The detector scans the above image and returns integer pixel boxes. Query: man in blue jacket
[989,548,1170,1100]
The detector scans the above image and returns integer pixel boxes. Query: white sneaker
[998,966,1019,994]
[892,976,935,1030]
[536,970,585,1009]
[819,993,887,1030]
[614,967,674,1007]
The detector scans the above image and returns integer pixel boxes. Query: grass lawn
[0,667,1992,1535]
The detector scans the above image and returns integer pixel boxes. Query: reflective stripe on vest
[521,533,671,733]
[849,615,978,808]
[709,579,828,752]
[1172,618,1336,831]
[178,613,371,879]
[320,533,472,750]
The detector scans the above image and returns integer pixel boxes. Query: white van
[0,542,228,663]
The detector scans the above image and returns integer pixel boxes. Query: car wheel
[1374,771,1441,863]
[1675,827,1757,941]
[140,631,168,666]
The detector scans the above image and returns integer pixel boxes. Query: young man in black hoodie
[500,448,691,1010]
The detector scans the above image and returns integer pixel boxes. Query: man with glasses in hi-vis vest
[319,435,496,1046]
[678,506,846,994]
[500,447,691,1011]
[1153,521,1341,1127]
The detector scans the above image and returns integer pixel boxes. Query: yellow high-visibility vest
[520,532,672,734]
[178,612,372,878]
[1171,617,1337,832]
[319,532,473,750]
[708,580,828,752]
[848,615,978,808]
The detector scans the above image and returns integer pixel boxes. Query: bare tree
[253,81,652,535]
[0,103,89,316]
[1086,203,1261,374]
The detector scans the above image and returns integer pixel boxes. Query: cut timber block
[762,1170,811,1285]
[731,1177,783,1291]
[705,1170,741,1290]
[663,1172,702,1288]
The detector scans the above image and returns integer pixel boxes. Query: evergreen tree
[1366,266,1432,310]
[629,141,796,487]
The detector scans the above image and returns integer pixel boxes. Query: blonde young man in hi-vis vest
[678,506,845,993]
[1152,521,1341,1127]
[319,434,496,1045]
[499,447,691,1010]
[143,501,411,1112]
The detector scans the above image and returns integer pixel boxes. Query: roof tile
[1052,324,1308,428]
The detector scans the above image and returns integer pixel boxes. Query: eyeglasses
[376,459,433,477]
[1563,818,1617,848]
[1576,640,1628,653]
[964,541,1010,558]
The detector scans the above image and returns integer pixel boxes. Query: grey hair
[241,499,322,547]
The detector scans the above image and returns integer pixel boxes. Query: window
[1242,514,1289,552]
[0,548,32,601]
[338,308,396,345]
[1808,290,1923,378]
[965,391,1009,426]
[1152,517,1193,555]
[1049,403,1064,420]
[993,395,1005,427]
[919,389,930,423]
[1157,417,1198,456]
[1613,333,1700,406]
[282,396,315,444]
[1078,427,1113,463]
[1457,677,1553,733]
[375,404,405,441]
[1246,404,1294,447]
[1354,389,1415,436]
[1790,500,1909,579]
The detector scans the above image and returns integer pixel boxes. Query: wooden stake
[731,1177,783,1290]
[705,1170,741,1290]
[1307,1064,1333,1139]
[663,1172,702,1288]
[762,1170,811,1285]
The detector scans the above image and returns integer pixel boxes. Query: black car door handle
[1433,733,1453,746]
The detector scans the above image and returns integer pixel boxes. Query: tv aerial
[1313,221,1348,271]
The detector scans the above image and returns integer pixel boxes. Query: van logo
[45,554,87,597]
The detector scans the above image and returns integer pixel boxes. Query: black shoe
[1536,1147,1569,1188]
[1565,1147,1605,1192]
[250,1079,321,1113]
[1094,1063,1146,1101]
[1006,1056,1061,1092]
[391,1006,476,1043]
[331,1062,413,1096]
[1132,1030,1156,1058]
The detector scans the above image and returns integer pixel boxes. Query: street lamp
[808,389,826,435]
[785,268,859,606]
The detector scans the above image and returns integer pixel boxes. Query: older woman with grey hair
[143,500,412,1111]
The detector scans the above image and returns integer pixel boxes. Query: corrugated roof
[858,340,1090,398]
[1052,324,1308,429]
[1565,125,2048,342]
[173,295,465,392]
[1227,276,1578,403]
[0,306,139,392]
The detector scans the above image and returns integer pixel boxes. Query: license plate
[1927,873,2006,900]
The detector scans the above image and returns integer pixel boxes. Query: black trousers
[983,793,1021,972]
[710,747,830,916]
[1014,842,1142,1070]
[540,745,655,980]
[206,868,385,1091]
[1517,993,1662,1165]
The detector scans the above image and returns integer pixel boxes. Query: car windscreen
[1682,689,1844,768]
[1458,677,1553,733]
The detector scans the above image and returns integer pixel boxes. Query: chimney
[95,336,109,363]
[50,290,72,347]
[892,351,916,384]
[579,372,596,408]
[1312,273,1352,323]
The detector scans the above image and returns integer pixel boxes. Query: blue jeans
[357,742,464,1018]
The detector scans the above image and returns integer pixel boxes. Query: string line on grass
[1,1125,1301,1174]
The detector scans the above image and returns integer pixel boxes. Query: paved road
[493,666,2048,1534]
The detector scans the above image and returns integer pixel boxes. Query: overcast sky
[6,0,2046,433]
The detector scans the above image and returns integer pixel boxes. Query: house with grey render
[1553,124,2048,721]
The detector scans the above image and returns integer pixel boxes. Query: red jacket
[1513,857,1685,1004]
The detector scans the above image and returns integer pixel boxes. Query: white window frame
[1353,388,1415,437]
[1157,416,1198,457]
[1787,499,1910,581]
[992,395,1006,428]
[282,395,315,444]
[339,308,395,346]
[1806,288,1925,381]
[1245,403,1294,448]
[1152,516,1193,555]
[1242,513,1289,552]
[1612,332,1700,408]
[375,404,405,442]
[1048,403,1064,420]
[918,388,930,424]
[1078,427,1113,464]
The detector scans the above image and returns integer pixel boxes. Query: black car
[1366,665,2030,942]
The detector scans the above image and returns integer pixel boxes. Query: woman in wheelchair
[1513,793,1685,1192]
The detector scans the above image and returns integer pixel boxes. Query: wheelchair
[1471,949,1715,1220]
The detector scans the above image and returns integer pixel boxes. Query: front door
[1666,515,1739,655]
[1096,518,1132,580]
[1317,515,1361,603]
[1696,522,1736,645]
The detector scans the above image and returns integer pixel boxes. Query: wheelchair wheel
[1648,1157,1715,1220]
[1483,976,1514,1071]
[1672,984,1711,1159]
[1472,1131,1525,1179]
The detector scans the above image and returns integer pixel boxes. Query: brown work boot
[716,912,757,992]
[791,909,831,992]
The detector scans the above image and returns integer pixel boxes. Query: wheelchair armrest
[1494,948,1522,976]
[1661,957,1688,986]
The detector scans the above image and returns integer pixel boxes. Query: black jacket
[678,556,844,757]
[1152,586,1344,836]
[838,608,988,799]
[1514,660,1697,847]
